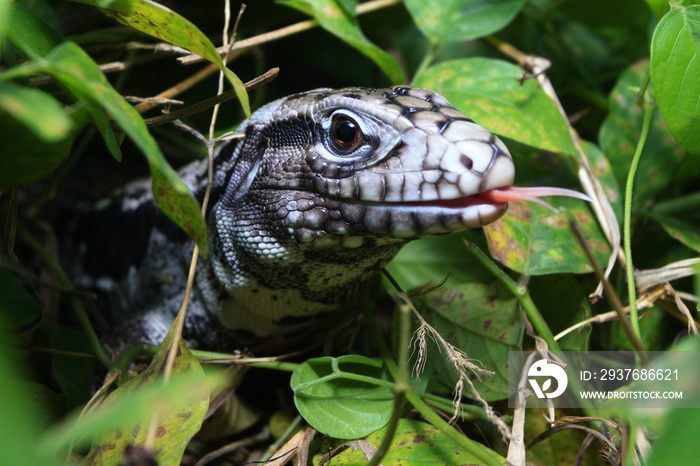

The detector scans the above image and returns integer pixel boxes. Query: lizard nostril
[460,154,473,170]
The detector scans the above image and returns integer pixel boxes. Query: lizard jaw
[392,186,591,211]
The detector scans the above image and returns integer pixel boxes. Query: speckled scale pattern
[82,86,516,350]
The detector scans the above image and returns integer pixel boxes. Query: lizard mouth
[393,186,592,210]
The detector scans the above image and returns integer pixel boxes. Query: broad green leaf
[291,355,395,439]
[280,0,405,84]
[414,281,522,401]
[599,61,686,211]
[384,231,490,291]
[82,326,210,465]
[0,82,72,142]
[5,5,62,58]
[485,197,609,275]
[71,0,250,117]
[43,42,208,255]
[317,419,507,465]
[650,213,700,253]
[651,5,700,154]
[0,268,42,331]
[404,0,525,43]
[646,0,670,20]
[414,58,578,156]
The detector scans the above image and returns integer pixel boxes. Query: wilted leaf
[83,328,210,466]
[485,198,608,275]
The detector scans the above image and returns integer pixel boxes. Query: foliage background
[1,0,699,465]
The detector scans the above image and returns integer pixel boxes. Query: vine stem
[624,100,655,339]
[364,296,411,466]
[465,241,562,354]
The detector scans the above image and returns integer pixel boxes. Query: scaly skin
[74,86,515,351]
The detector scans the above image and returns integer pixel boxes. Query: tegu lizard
[70,86,584,351]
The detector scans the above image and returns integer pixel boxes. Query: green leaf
[0,337,53,466]
[651,5,700,154]
[650,213,700,253]
[617,338,700,465]
[0,107,73,188]
[599,61,686,210]
[82,327,211,465]
[291,355,395,439]
[414,58,578,156]
[279,0,405,84]
[317,419,505,465]
[0,268,42,331]
[43,42,208,255]
[646,0,670,20]
[404,0,526,43]
[5,5,62,58]
[0,82,72,142]
[384,232,490,291]
[484,197,609,275]
[50,326,94,409]
[414,281,523,401]
[525,410,600,464]
[71,0,250,117]
[0,0,10,36]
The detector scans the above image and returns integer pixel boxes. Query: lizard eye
[330,114,365,153]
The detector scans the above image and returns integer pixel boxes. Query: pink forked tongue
[485,186,592,212]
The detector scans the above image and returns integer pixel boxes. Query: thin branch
[142,68,278,127]
[178,0,403,65]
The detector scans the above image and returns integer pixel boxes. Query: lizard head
[237,86,513,247]
[220,86,586,250]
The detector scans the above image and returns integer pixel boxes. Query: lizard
[69,85,586,352]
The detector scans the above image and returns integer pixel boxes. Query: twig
[178,0,402,65]
[194,427,271,466]
[569,219,647,362]
[141,68,278,128]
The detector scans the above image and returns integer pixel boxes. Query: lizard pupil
[331,116,363,152]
